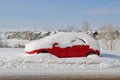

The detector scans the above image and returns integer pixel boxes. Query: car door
[70,38,88,57]
[50,42,70,58]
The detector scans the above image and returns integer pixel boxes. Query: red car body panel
[26,44,100,58]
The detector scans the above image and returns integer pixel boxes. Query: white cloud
[85,7,120,15]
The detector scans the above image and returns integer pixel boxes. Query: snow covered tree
[81,21,90,32]
[0,32,3,47]
[100,24,117,50]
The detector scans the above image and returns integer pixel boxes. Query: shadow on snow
[100,53,120,59]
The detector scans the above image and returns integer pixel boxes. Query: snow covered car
[25,32,100,58]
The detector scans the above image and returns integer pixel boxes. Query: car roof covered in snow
[25,32,100,52]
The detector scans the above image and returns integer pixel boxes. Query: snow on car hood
[25,32,100,52]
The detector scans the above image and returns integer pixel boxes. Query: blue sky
[0,0,120,31]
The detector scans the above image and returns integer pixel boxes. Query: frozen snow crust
[25,32,100,53]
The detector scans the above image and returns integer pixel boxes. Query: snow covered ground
[0,48,120,76]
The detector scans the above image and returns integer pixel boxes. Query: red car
[25,33,100,58]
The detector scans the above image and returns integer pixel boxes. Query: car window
[71,38,86,44]
[70,37,87,46]
[78,38,86,44]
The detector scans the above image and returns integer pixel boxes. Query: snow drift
[0,48,120,76]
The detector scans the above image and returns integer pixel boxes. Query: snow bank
[0,49,120,70]
[0,53,120,70]
[25,32,100,52]
[0,48,120,75]
[1,39,28,48]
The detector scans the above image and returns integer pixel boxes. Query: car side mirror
[53,42,58,47]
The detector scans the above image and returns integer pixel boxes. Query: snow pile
[0,51,120,70]
[3,39,29,48]
[0,48,120,75]
[25,32,100,52]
